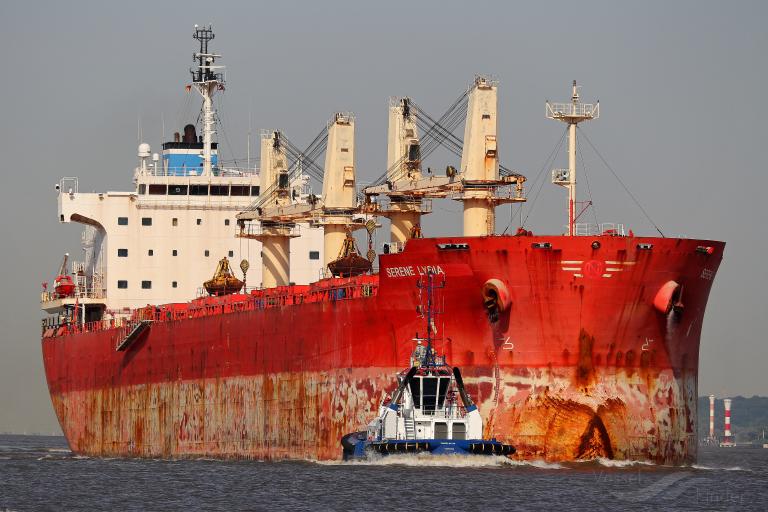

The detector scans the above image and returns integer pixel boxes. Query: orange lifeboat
[53,253,75,298]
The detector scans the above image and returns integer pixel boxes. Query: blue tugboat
[341,272,515,460]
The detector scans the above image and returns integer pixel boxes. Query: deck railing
[42,279,379,338]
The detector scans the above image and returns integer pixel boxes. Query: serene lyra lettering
[386,265,445,278]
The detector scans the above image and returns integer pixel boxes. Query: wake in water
[691,464,749,472]
[316,453,565,469]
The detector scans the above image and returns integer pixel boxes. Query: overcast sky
[1,1,765,433]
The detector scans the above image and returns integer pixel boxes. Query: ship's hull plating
[42,235,724,463]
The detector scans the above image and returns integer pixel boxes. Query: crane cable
[578,127,665,237]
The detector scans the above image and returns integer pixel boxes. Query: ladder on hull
[404,417,416,440]
[116,320,152,352]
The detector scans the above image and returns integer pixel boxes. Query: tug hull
[42,235,724,463]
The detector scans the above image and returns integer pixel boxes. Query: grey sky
[1,1,765,434]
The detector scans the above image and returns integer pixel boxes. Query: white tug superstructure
[341,272,515,459]
[41,26,324,322]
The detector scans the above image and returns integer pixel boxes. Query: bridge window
[138,184,146,194]
[230,185,249,196]
[117,248,128,257]
[210,185,229,196]
[117,217,128,226]
[190,185,208,196]
[168,185,188,195]
[309,251,320,260]
[141,217,152,226]
[148,184,167,195]
[250,186,260,196]
[141,280,152,289]
[117,280,128,289]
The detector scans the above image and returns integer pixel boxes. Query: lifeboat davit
[54,275,75,298]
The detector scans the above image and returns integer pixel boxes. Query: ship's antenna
[418,270,445,367]
[190,24,225,177]
[247,99,252,169]
[546,80,599,236]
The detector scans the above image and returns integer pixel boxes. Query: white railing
[546,101,599,119]
[139,166,258,177]
[574,223,626,237]
[136,195,256,210]
[41,286,107,304]
[237,222,300,238]
[59,177,79,194]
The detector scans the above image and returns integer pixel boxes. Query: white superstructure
[41,26,324,322]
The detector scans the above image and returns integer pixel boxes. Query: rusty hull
[42,235,724,463]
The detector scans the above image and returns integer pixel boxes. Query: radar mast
[190,25,225,177]
[546,81,599,236]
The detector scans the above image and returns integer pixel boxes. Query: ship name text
[385,265,445,278]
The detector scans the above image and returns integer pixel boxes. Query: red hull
[42,235,723,463]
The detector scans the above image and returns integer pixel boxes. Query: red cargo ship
[41,27,724,463]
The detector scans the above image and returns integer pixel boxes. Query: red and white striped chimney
[723,398,733,443]
[709,395,715,440]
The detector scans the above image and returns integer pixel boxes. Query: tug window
[141,281,152,289]
[172,250,178,256]
[228,250,234,257]
[148,249,154,256]
[141,217,152,226]
[117,217,128,226]
[422,377,439,413]
[409,379,422,410]
[172,281,178,288]
[117,248,128,257]
[117,280,128,289]
[309,251,320,260]
[204,250,210,257]
[224,219,230,226]
[172,218,178,226]
[437,377,450,409]
[196,218,202,226]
